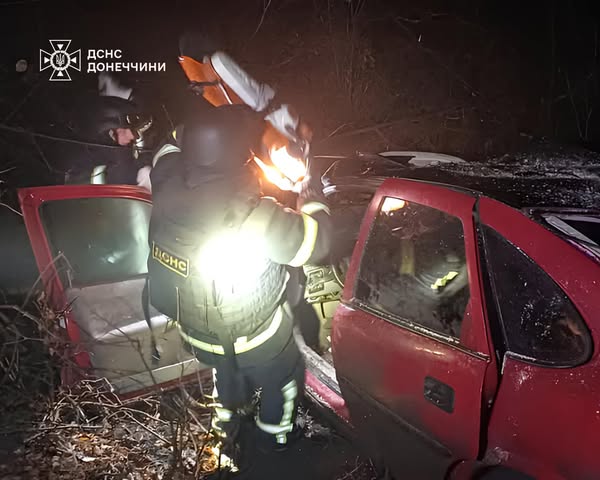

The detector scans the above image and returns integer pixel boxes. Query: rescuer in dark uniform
[61,73,153,186]
[146,104,331,466]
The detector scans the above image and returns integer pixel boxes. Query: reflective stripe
[255,379,298,444]
[288,213,318,267]
[210,369,233,437]
[212,368,219,398]
[300,201,330,216]
[430,271,460,291]
[90,165,107,184]
[178,306,284,355]
[279,379,298,443]
[211,414,230,438]
[178,330,225,355]
[399,239,415,275]
[213,406,233,435]
[215,407,233,421]
[152,143,181,167]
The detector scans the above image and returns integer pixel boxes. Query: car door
[332,178,496,479]
[18,185,205,394]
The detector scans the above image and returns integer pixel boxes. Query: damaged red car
[14,149,600,480]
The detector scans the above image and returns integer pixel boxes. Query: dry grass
[0,378,219,480]
[0,292,220,479]
[0,292,377,479]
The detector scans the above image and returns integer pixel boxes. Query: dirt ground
[0,373,377,480]
[0,298,374,480]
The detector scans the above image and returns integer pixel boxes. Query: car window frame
[527,208,600,263]
[38,196,152,288]
[18,185,153,371]
[351,194,473,349]
[479,222,593,368]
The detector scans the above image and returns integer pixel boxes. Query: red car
[14,149,600,479]
[302,150,600,480]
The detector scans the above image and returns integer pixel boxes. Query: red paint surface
[333,179,494,468]
[328,188,600,479]
[18,185,152,374]
[305,369,350,422]
[480,198,600,480]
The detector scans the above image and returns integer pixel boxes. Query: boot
[254,424,304,454]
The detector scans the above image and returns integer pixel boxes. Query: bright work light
[196,230,270,297]
[253,145,307,192]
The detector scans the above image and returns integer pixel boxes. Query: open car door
[18,185,206,395]
[332,178,497,478]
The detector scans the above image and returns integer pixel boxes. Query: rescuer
[64,72,153,186]
[146,104,331,469]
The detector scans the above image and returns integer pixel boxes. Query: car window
[563,217,600,245]
[40,197,151,286]
[543,214,600,260]
[355,196,470,339]
[482,225,592,366]
[327,190,372,264]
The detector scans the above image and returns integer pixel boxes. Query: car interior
[301,189,373,367]
[39,197,202,394]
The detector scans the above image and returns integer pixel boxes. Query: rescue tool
[178,51,310,192]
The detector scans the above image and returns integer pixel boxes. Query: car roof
[320,146,600,211]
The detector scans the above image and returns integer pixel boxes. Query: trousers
[205,325,305,447]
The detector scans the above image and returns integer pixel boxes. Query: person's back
[147,104,331,475]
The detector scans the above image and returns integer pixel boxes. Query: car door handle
[424,376,455,414]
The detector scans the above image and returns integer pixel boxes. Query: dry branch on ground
[0,377,219,480]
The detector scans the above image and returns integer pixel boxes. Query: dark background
[3,0,600,293]
[1,0,600,183]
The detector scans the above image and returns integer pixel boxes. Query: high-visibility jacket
[147,146,331,357]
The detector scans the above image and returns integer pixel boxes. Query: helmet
[178,49,310,191]
[92,73,152,151]
[181,104,263,174]
[89,96,152,152]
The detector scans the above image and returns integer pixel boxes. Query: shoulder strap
[152,143,181,167]
[142,276,161,365]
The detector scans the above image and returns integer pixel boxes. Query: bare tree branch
[0,202,22,216]
[251,0,273,38]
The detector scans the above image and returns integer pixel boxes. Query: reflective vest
[147,149,329,354]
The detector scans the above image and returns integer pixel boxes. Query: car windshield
[543,214,600,260]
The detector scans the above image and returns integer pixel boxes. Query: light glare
[196,231,270,296]
[253,145,307,192]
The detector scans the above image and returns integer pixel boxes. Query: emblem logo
[40,40,81,81]
[152,243,190,278]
